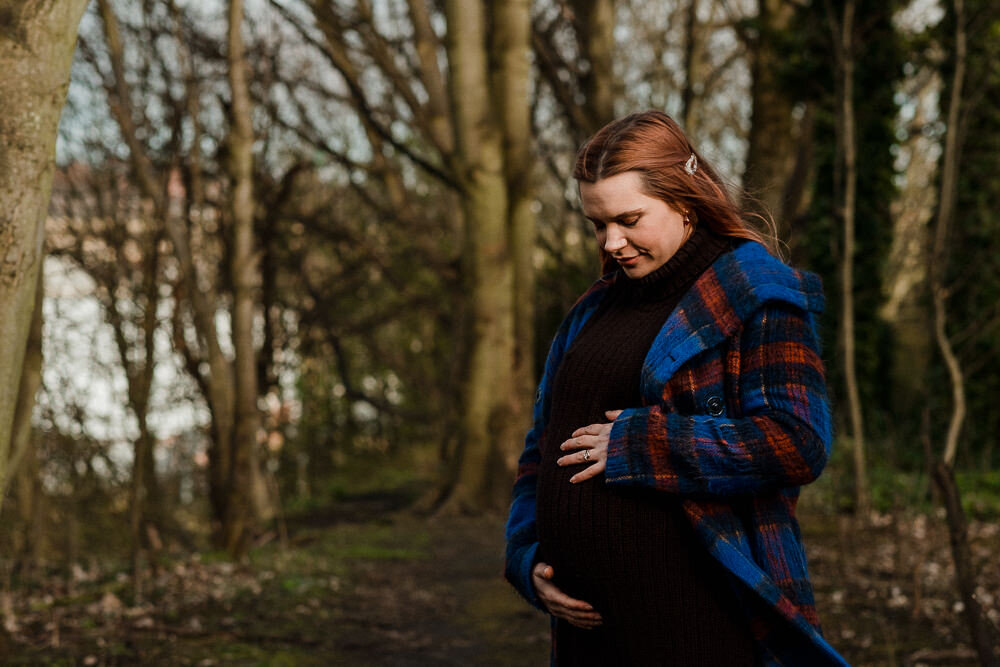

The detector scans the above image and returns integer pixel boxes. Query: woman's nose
[604,227,627,252]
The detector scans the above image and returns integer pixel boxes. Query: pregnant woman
[504,110,847,666]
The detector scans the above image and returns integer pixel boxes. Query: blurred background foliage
[2,0,998,563]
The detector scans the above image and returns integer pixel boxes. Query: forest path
[3,491,996,665]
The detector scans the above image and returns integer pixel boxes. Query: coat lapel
[640,241,825,404]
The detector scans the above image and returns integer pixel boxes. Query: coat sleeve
[503,324,569,610]
[605,303,832,497]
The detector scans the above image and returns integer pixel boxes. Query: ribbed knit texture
[535,226,757,666]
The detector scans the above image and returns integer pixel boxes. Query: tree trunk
[680,0,698,134]
[4,266,43,495]
[743,0,799,241]
[440,0,516,513]
[931,0,967,469]
[101,0,230,549]
[164,177,238,531]
[225,0,264,556]
[0,0,89,508]
[99,0,247,546]
[830,0,869,517]
[130,411,149,602]
[927,4,998,664]
[493,0,535,472]
[572,0,616,135]
[120,233,162,599]
[931,463,1000,667]
[882,77,935,429]
[14,442,42,563]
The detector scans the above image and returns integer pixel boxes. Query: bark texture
[743,0,801,239]
[225,0,265,555]
[4,267,43,496]
[827,0,869,517]
[0,0,90,507]
[572,0,616,135]
[440,0,517,512]
[493,0,536,472]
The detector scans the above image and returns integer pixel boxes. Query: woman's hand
[532,562,603,629]
[557,410,623,483]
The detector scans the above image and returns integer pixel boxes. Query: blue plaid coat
[504,240,849,666]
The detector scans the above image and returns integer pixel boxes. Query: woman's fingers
[559,435,592,452]
[548,598,603,626]
[542,585,596,613]
[532,562,603,628]
[561,611,603,629]
[568,410,623,438]
[569,422,611,439]
[570,460,605,483]
[559,432,606,453]
[556,445,597,465]
[557,436,607,477]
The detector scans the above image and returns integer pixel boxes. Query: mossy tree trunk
[572,0,616,135]
[743,0,805,242]
[494,0,536,475]
[439,0,518,512]
[224,0,266,556]
[0,0,90,511]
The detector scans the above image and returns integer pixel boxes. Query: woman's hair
[573,110,774,273]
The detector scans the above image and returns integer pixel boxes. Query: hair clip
[684,153,698,175]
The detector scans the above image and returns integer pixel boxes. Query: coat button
[706,396,725,416]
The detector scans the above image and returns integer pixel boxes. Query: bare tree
[269,0,536,512]
[223,0,264,556]
[0,0,90,509]
[92,0,271,553]
[825,0,869,518]
[927,1,999,663]
[47,162,168,599]
[532,0,617,145]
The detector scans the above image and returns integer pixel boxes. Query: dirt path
[332,514,549,666]
[289,506,999,666]
[3,500,997,665]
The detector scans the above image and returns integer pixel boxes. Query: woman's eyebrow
[585,208,643,222]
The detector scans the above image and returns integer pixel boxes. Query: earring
[683,211,691,226]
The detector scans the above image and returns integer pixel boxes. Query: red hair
[573,110,773,274]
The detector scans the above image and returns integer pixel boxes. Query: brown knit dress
[535,227,758,666]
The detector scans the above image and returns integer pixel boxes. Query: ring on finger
[583,449,591,462]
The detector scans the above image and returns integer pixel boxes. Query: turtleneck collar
[619,224,730,303]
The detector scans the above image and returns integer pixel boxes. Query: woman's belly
[535,445,758,664]
[535,444,692,597]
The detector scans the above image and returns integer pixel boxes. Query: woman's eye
[621,217,639,227]
[592,221,605,232]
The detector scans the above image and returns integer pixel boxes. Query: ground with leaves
[1,488,998,665]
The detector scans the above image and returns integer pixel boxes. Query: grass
[801,442,1000,520]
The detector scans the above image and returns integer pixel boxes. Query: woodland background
[0,0,998,664]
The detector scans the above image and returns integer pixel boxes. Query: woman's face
[579,171,690,279]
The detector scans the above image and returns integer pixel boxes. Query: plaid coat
[504,240,848,666]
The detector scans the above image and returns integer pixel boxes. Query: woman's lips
[616,255,640,267]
